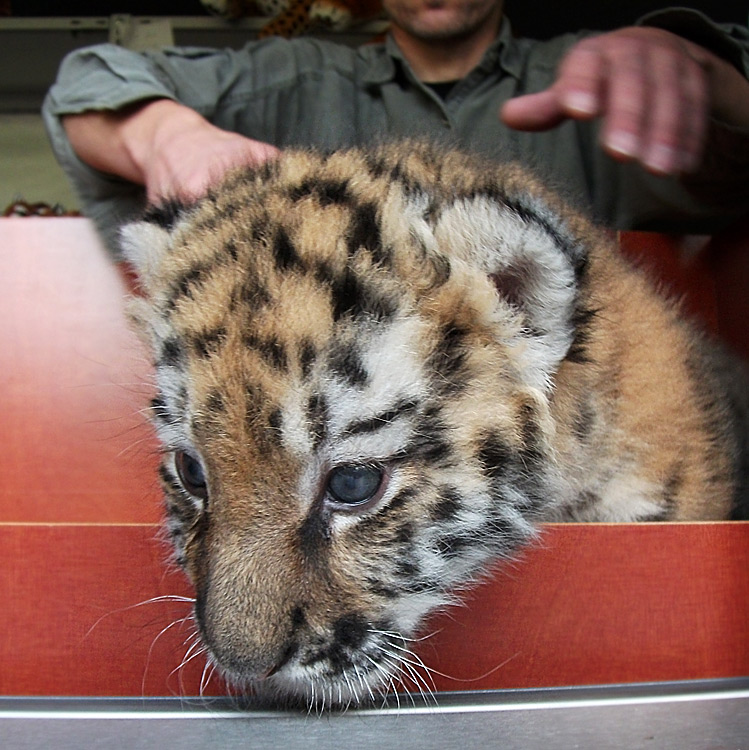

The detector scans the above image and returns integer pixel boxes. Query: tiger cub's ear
[434,194,589,390]
[119,199,190,290]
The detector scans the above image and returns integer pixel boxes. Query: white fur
[119,222,173,284]
[434,197,579,390]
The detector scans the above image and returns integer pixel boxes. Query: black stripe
[166,262,213,310]
[478,433,513,480]
[306,393,329,448]
[289,178,351,206]
[343,398,419,436]
[328,342,368,388]
[192,327,227,358]
[142,198,189,230]
[150,394,173,424]
[272,227,303,272]
[329,266,396,322]
[299,338,317,379]
[244,333,288,371]
[347,202,383,260]
[432,485,463,522]
[158,337,184,368]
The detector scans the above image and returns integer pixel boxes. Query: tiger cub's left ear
[119,200,189,290]
[434,194,590,390]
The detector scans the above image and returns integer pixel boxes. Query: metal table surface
[1,679,747,749]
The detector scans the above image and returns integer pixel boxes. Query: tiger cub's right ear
[119,200,189,289]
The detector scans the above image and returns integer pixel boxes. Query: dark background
[11,1,749,38]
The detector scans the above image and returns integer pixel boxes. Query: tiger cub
[121,142,748,707]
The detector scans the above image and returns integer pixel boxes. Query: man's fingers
[500,90,568,131]
[598,39,649,164]
[501,27,715,175]
[554,42,605,119]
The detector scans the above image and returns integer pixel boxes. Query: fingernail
[606,131,640,159]
[565,91,597,115]
[644,144,679,174]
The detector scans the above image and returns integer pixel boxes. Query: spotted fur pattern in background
[122,142,748,708]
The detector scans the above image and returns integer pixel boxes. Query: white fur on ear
[119,221,174,286]
[434,195,583,390]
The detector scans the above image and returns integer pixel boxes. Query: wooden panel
[0,218,160,524]
[417,523,749,692]
[1,523,747,697]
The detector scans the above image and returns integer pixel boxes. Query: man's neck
[390,10,503,83]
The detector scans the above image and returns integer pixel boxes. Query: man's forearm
[62,98,280,204]
[63,98,198,185]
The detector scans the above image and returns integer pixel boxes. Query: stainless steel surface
[1,679,747,749]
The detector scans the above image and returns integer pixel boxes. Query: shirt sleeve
[41,39,334,256]
[42,43,247,255]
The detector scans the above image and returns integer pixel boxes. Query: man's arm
[501,25,749,178]
[63,98,279,204]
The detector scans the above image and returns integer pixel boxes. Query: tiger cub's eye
[175,450,208,500]
[326,464,384,507]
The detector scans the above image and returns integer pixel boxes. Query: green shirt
[42,8,749,256]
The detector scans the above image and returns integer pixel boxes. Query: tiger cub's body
[122,142,748,707]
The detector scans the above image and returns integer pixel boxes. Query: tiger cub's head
[122,143,589,707]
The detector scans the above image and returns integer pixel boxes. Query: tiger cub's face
[122,144,585,706]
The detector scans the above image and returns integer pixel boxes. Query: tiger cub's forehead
[146,150,472,449]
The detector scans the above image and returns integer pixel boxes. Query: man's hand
[501,27,745,176]
[64,99,280,204]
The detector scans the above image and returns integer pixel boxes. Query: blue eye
[175,450,208,500]
[327,465,383,506]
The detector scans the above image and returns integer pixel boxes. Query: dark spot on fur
[239,274,272,308]
[158,337,184,367]
[272,227,303,272]
[268,408,283,431]
[206,390,225,413]
[387,487,418,513]
[332,613,368,651]
[347,202,385,262]
[365,580,399,599]
[405,407,453,465]
[290,605,307,629]
[432,486,463,522]
[662,464,684,510]
[192,327,227,358]
[328,342,368,387]
[329,266,396,322]
[307,393,329,448]
[142,198,189,229]
[518,402,545,467]
[343,399,419,436]
[478,433,513,479]
[572,491,602,517]
[395,557,420,579]
[289,178,351,206]
[167,262,212,310]
[437,533,474,558]
[572,396,596,442]
[430,324,469,393]
[566,306,598,364]
[299,338,317,379]
[394,522,414,545]
[150,394,173,424]
[244,333,288,371]
[298,503,332,562]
